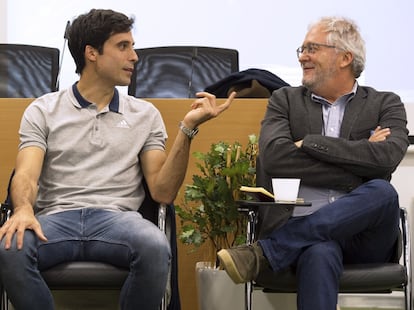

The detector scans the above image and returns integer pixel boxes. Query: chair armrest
[237,200,311,210]
[236,200,312,245]
[158,203,167,233]
[0,202,12,226]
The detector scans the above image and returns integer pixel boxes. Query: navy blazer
[258,85,409,193]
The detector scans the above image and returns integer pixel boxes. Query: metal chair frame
[238,202,412,310]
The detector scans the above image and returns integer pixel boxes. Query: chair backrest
[0,44,60,98]
[128,46,239,98]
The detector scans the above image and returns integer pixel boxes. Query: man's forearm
[10,173,37,214]
[151,129,192,204]
[301,134,407,179]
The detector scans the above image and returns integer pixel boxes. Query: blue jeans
[0,208,171,310]
[259,179,400,310]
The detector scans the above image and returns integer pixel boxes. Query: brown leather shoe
[217,242,267,284]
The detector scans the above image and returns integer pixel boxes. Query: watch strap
[179,121,199,139]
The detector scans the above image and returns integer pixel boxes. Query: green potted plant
[175,134,258,310]
[175,134,258,264]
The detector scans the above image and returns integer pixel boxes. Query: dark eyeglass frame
[296,42,337,58]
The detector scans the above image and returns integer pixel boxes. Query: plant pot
[195,261,244,310]
[195,261,298,310]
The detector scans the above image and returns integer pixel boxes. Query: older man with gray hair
[218,16,409,310]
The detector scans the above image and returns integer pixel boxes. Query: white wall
[0,0,6,41]
[1,0,414,102]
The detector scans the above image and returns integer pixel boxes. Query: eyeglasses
[296,43,337,58]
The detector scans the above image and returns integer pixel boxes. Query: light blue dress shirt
[293,83,357,217]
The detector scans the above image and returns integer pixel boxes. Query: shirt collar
[72,83,120,113]
[311,81,358,105]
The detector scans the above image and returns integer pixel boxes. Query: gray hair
[311,17,366,78]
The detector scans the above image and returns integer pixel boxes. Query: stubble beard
[302,64,337,93]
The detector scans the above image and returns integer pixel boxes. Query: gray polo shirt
[19,84,167,215]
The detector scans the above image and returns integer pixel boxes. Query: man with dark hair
[0,8,235,310]
[218,16,408,310]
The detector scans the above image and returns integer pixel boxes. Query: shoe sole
[217,249,245,284]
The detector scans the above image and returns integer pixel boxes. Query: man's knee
[133,227,171,264]
[364,179,398,199]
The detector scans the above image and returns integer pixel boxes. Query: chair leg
[160,295,167,310]
[405,280,412,310]
[1,288,9,310]
[158,204,169,310]
[244,209,257,310]
[245,282,253,310]
[401,208,412,310]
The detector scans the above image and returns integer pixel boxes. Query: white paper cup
[271,178,301,202]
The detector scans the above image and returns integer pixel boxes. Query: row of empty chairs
[0,44,239,98]
[130,46,239,98]
[0,44,60,98]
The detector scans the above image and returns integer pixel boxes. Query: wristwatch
[179,121,199,139]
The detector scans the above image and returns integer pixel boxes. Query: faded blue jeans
[0,208,171,310]
[259,179,400,310]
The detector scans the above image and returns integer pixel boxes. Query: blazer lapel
[303,89,324,135]
[340,87,368,138]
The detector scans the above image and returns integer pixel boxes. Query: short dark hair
[67,9,135,74]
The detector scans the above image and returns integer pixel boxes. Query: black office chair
[0,171,181,310]
[0,44,60,98]
[128,46,239,98]
[236,201,412,310]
